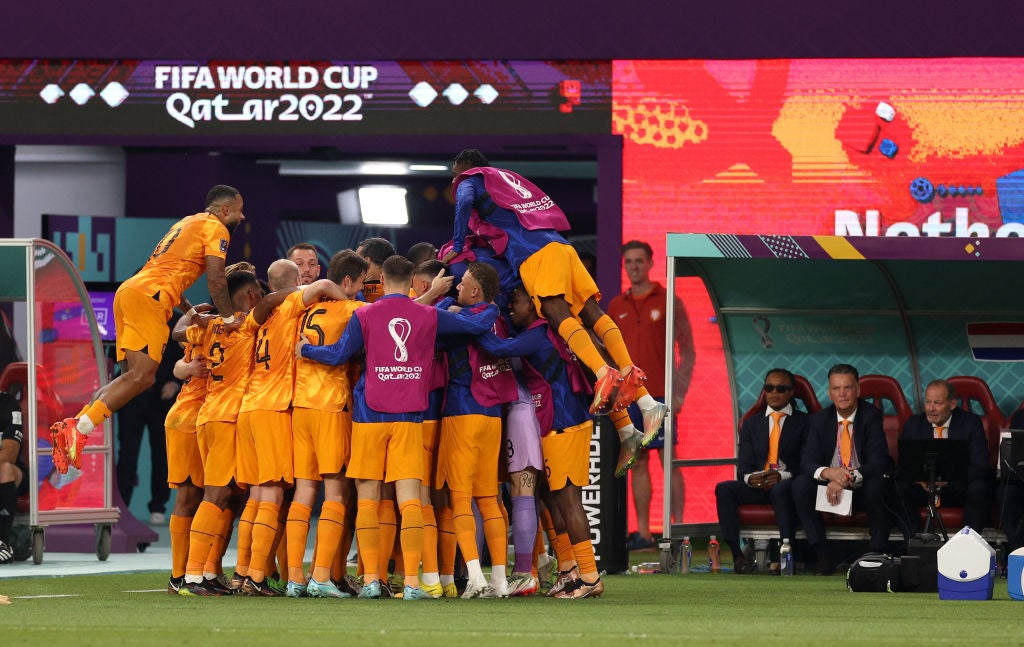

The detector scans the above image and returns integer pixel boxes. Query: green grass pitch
[2,566,1023,646]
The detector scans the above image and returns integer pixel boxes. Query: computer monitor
[999,430,1024,482]
[898,438,969,484]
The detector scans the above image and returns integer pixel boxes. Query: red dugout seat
[858,374,913,463]
[947,375,1005,466]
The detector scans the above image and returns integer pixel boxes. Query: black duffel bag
[846,553,902,592]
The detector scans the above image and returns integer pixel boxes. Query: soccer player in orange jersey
[235,259,347,596]
[175,270,263,596]
[355,237,395,304]
[164,338,209,594]
[287,250,369,598]
[287,242,321,286]
[50,185,246,474]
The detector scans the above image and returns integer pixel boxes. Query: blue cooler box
[1008,547,1024,601]
[937,526,996,601]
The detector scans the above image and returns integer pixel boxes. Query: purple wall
[0,1,1017,59]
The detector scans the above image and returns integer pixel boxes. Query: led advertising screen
[0,59,610,136]
[613,58,1024,527]
[614,58,1024,261]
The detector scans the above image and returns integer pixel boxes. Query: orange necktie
[935,425,946,439]
[839,420,852,467]
[766,411,784,470]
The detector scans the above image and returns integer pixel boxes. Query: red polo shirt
[607,282,670,397]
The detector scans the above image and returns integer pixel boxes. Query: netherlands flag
[966,322,1024,361]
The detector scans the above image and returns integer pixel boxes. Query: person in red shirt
[607,240,694,549]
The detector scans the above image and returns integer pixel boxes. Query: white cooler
[936,526,996,601]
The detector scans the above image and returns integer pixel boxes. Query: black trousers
[793,473,895,553]
[116,389,171,514]
[715,478,797,556]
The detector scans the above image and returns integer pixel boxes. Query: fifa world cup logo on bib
[497,170,533,199]
[388,317,412,362]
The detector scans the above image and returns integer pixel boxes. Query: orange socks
[437,504,457,576]
[185,501,222,579]
[421,504,438,575]
[234,499,258,577]
[202,506,234,576]
[573,539,599,580]
[312,501,345,582]
[557,318,606,375]
[377,499,397,582]
[593,314,633,370]
[286,502,312,583]
[355,499,381,582]
[398,500,424,587]
[169,514,192,578]
[476,495,507,568]
[450,491,479,562]
[552,532,575,569]
[82,399,112,428]
[247,501,280,582]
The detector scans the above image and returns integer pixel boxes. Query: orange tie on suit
[765,411,784,470]
[935,425,946,439]
[839,420,852,467]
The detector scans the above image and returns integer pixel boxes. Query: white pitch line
[13,594,81,599]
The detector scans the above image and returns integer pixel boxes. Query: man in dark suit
[1000,409,1024,552]
[715,368,809,574]
[896,378,992,533]
[793,364,896,575]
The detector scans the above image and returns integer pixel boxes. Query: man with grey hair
[895,378,992,534]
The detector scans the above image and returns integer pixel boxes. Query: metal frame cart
[0,238,119,563]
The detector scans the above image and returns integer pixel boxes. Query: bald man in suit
[896,378,992,533]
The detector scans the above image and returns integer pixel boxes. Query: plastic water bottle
[708,535,721,573]
[681,536,692,574]
[780,538,794,576]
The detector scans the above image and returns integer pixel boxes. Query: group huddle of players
[164,237,625,601]
[49,151,669,601]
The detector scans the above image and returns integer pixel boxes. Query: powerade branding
[583,423,602,561]
[835,208,1024,237]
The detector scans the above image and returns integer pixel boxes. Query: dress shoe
[815,554,837,576]
[732,554,755,574]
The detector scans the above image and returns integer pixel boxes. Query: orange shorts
[349,421,423,483]
[113,285,172,363]
[518,242,600,318]
[422,418,441,486]
[247,409,294,486]
[293,407,351,480]
[436,414,501,496]
[235,411,257,487]
[197,420,237,488]
[166,425,204,488]
[541,420,593,491]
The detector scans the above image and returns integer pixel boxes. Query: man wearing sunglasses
[715,368,809,573]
